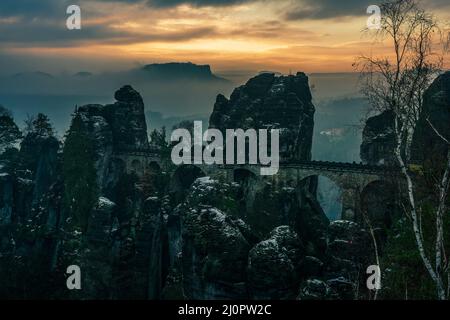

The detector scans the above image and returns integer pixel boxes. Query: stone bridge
[116,148,397,222]
[174,160,397,222]
[114,148,162,175]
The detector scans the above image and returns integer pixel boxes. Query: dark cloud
[0,0,218,47]
[0,0,250,47]
[0,0,72,18]
[286,0,378,20]
[146,0,250,7]
[94,0,252,7]
[285,0,450,20]
[1,0,448,22]
[1,0,448,48]
[0,18,217,46]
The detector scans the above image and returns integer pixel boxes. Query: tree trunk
[394,117,446,300]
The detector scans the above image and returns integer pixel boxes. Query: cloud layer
[0,0,448,75]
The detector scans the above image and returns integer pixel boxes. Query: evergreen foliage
[0,110,22,152]
[150,126,170,159]
[63,114,98,232]
[32,113,54,137]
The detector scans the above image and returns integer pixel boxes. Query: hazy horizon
[0,65,364,132]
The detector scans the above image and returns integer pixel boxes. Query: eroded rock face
[209,72,315,161]
[0,127,63,298]
[0,86,160,299]
[80,109,115,194]
[183,206,252,299]
[324,220,372,299]
[77,197,117,299]
[412,71,450,162]
[248,226,304,300]
[168,176,365,301]
[0,173,13,225]
[360,72,450,165]
[137,196,168,299]
[298,279,331,300]
[25,137,60,203]
[208,73,328,248]
[250,183,300,236]
[294,220,375,300]
[360,110,396,165]
[109,85,150,151]
[3,129,61,230]
[179,177,254,299]
[76,85,150,194]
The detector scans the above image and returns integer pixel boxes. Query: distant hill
[140,62,229,82]
[73,71,93,78]
[11,71,54,79]
[0,63,235,134]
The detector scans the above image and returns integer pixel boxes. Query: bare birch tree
[355,0,449,299]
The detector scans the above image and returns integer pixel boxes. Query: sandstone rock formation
[208,72,329,249]
[412,71,450,162]
[76,85,150,195]
[296,220,373,300]
[324,220,372,299]
[178,177,253,299]
[0,123,62,298]
[360,110,396,165]
[248,226,304,299]
[209,72,315,161]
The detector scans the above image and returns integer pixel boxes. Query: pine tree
[32,113,54,137]
[0,105,12,118]
[150,126,170,159]
[0,112,22,152]
[63,114,98,232]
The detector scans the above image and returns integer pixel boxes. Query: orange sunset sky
[0,0,449,76]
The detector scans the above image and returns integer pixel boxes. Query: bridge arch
[146,161,161,174]
[271,164,391,222]
[298,174,343,222]
[131,159,143,174]
[294,170,344,191]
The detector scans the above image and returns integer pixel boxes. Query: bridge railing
[110,149,398,175]
[214,160,398,175]
[279,160,398,172]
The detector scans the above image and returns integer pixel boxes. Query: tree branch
[426,118,450,145]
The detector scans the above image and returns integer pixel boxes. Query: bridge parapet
[279,160,398,175]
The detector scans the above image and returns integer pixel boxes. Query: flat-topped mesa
[141,62,226,82]
[209,72,315,161]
